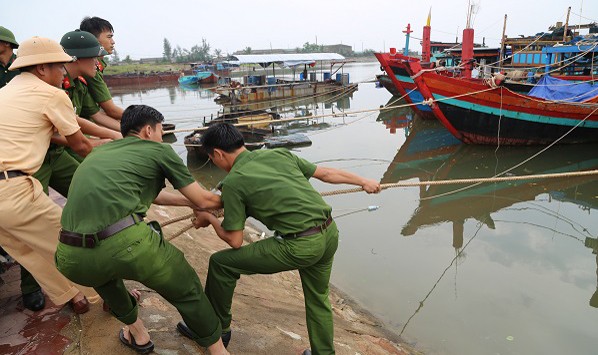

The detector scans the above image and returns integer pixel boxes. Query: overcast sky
[4,0,596,59]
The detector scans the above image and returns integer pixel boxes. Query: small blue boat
[178,65,219,86]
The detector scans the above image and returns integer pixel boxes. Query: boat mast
[422,9,432,63]
[498,14,507,71]
[563,6,571,42]
[403,23,413,56]
[461,1,475,78]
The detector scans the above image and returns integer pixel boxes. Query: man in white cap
[0,36,99,313]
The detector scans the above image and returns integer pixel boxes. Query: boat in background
[178,63,219,85]
[375,12,500,119]
[213,53,356,105]
[403,21,598,145]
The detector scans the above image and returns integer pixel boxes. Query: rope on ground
[160,169,598,240]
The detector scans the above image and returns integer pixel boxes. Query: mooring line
[159,169,598,241]
[162,85,495,134]
[320,169,598,197]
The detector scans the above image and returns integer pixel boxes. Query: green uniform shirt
[61,136,195,233]
[86,57,112,104]
[62,73,100,117]
[221,148,332,234]
[0,53,19,88]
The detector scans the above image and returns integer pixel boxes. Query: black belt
[0,170,27,180]
[59,214,143,248]
[280,216,333,239]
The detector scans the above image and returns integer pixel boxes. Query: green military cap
[0,26,19,48]
[60,29,108,58]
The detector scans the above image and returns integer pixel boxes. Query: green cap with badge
[60,29,108,58]
[0,26,19,48]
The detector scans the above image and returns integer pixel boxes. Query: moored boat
[402,17,598,146]
[405,59,598,145]
[213,53,356,105]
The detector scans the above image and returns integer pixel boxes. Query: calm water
[111,62,598,355]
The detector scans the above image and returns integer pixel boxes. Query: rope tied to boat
[160,169,598,241]
[421,98,435,106]
[485,72,506,88]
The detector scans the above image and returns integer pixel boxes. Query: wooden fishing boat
[405,60,598,145]
[184,128,267,158]
[184,128,312,158]
[375,15,499,119]
[401,18,598,146]
[375,52,436,119]
[178,71,218,85]
[214,53,356,105]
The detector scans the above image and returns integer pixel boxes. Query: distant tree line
[162,38,224,63]
[106,38,376,65]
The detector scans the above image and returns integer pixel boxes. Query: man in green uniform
[34,29,120,195]
[0,26,19,88]
[79,16,123,125]
[58,29,122,162]
[55,105,229,354]
[186,123,381,355]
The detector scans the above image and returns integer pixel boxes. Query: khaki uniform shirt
[0,53,19,88]
[0,72,80,174]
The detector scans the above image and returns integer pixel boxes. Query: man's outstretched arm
[312,166,381,193]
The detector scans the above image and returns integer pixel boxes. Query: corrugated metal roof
[229,53,345,64]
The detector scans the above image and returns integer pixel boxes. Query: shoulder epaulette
[62,76,71,90]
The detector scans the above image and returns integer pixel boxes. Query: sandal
[119,328,154,354]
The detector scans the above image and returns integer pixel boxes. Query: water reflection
[586,237,598,308]
[380,115,598,323]
[217,85,357,120]
[376,96,414,136]
[396,143,598,239]
[187,153,226,191]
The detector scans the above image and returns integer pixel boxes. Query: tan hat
[9,36,75,71]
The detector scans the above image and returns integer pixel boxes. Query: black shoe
[23,289,45,311]
[302,350,312,355]
[177,321,231,348]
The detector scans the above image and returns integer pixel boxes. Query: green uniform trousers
[19,147,79,295]
[55,222,222,347]
[64,147,85,163]
[205,222,339,355]
[34,146,79,196]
